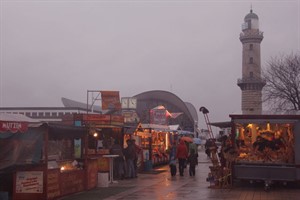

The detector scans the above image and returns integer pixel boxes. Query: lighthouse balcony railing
[237,77,266,85]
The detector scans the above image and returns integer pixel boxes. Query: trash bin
[144,160,153,171]
[97,172,109,187]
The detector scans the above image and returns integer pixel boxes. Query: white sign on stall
[16,171,43,193]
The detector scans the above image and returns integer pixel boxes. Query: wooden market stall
[22,123,89,200]
[72,113,125,173]
[229,114,300,190]
[0,120,92,200]
[132,123,171,169]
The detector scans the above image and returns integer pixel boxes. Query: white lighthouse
[238,9,266,114]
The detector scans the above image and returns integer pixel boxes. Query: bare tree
[263,53,300,112]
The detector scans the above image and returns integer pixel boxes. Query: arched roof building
[133,90,198,132]
[60,90,198,132]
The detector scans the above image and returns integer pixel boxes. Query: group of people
[169,138,199,177]
[109,138,142,180]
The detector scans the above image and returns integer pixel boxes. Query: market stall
[72,113,124,173]
[229,114,300,190]
[133,123,171,169]
[0,120,90,200]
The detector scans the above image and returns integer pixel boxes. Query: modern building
[237,9,266,114]
[133,90,198,133]
[0,90,199,133]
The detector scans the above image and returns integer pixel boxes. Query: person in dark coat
[123,139,136,178]
[187,148,198,176]
[110,139,125,180]
[169,142,177,176]
[132,139,142,178]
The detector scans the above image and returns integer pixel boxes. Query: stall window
[234,122,294,164]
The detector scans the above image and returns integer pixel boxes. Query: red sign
[82,114,111,122]
[0,121,28,133]
[150,109,168,125]
[101,91,121,110]
[75,114,124,126]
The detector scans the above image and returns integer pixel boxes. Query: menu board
[16,171,43,193]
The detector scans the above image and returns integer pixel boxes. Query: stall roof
[229,114,300,124]
[209,121,232,128]
[141,123,170,131]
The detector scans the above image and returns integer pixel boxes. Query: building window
[52,112,57,117]
[32,112,37,117]
[38,112,44,117]
[25,112,31,117]
[249,57,253,64]
[58,112,64,117]
[249,44,253,50]
[45,112,51,117]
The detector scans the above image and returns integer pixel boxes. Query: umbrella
[180,136,193,143]
[193,138,202,145]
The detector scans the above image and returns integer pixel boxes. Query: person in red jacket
[176,139,188,176]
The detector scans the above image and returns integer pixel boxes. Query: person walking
[189,141,198,164]
[187,148,198,176]
[132,139,142,178]
[109,139,125,180]
[123,139,136,178]
[169,142,177,176]
[176,139,188,176]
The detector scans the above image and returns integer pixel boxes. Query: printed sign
[16,171,43,193]
[150,109,168,125]
[0,121,28,133]
[101,91,121,110]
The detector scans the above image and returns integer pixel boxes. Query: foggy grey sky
[0,0,299,129]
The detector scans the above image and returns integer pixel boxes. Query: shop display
[235,122,294,164]
[228,114,300,190]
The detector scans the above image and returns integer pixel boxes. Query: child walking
[169,156,177,176]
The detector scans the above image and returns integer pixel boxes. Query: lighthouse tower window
[249,44,253,50]
[249,57,253,64]
[249,72,254,78]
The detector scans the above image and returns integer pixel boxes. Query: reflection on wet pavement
[60,150,300,200]
[106,150,300,200]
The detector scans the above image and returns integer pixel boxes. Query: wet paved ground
[60,149,300,200]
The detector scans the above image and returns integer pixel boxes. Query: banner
[0,128,43,170]
[0,121,28,133]
[100,91,121,110]
[170,112,183,119]
[150,109,168,125]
